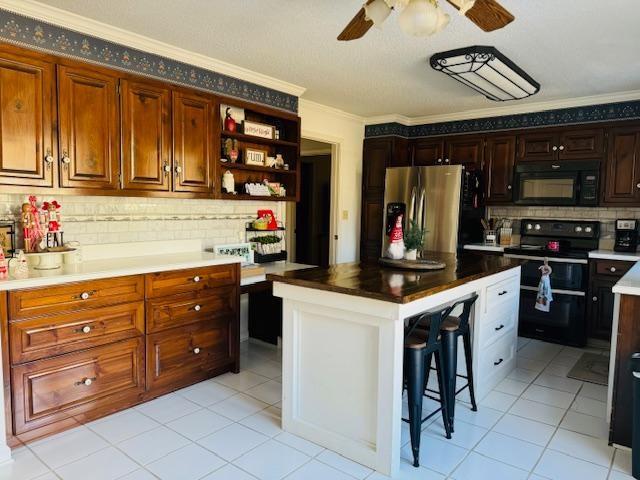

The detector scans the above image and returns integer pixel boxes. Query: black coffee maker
[615,219,639,252]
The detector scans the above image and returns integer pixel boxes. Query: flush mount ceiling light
[430,46,541,101]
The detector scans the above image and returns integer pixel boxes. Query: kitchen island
[269,252,521,476]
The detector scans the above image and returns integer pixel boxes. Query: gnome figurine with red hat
[386,213,406,260]
[43,199,63,248]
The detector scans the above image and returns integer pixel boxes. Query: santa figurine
[43,199,63,248]
[386,213,405,260]
[21,195,45,253]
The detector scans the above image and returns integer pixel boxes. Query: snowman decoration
[386,213,405,260]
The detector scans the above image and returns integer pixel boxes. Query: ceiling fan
[337,0,514,41]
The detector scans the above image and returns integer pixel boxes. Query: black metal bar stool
[403,307,453,468]
[428,294,479,432]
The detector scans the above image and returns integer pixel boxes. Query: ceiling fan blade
[446,0,514,32]
[337,1,375,41]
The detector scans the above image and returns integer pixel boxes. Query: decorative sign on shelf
[245,148,268,166]
[212,242,253,265]
[243,120,275,139]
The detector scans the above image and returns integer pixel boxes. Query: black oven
[514,160,599,206]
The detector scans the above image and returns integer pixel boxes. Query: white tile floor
[0,337,632,480]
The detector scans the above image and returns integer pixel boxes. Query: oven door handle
[504,254,588,265]
[520,285,586,297]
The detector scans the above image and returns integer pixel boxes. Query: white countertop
[463,243,506,253]
[613,260,640,295]
[0,251,242,291]
[588,249,640,262]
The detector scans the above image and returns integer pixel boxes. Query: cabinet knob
[552,145,558,151]
[163,163,171,174]
[559,145,565,151]
[636,183,640,189]
[44,149,54,167]
[175,165,183,174]
[80,291,91,300]
[193,276,201,283]
[193,347,201,354]
[194,304,201,312]
[610,267,617,273]
[507,185,512,190]
[61,150,71,165]
[437,158,442,164]
[75,376,96,387]
[444,158,450,163]
[82,325,91,334]
[592,296,598,302]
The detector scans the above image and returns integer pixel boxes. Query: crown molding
[364,90,640,126]
[299,98,365,123]
[0,0,306,97]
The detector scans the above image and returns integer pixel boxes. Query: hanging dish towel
[535,265,553,312]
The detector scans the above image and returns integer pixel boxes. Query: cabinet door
[0,53,55,187]
[120,79,171,191]
[587,276,617,341]
[172,90,213,193]
[57,65,119,189]
[362,138,391,194]
[484,135,516,204]
[412,138,444,166]
[517,132,558,161]
[444,136,484,168]
[360,198,383,261]
[603,127,640,205]
[559,128,604,160]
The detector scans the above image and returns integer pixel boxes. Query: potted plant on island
[404,220,424,261]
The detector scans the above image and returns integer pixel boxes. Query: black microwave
[513,160,599,206]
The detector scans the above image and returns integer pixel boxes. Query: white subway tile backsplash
[0,193,283,249]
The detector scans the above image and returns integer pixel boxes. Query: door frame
[287,130,341,265]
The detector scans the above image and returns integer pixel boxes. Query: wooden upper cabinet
[517,131,557,161]
[412,138,444,166]
[0,52,55,187]
[120,78,171,192]
[484,135,516,204]
[57,64,119,189]
[602,127,640,205]
[518,128,604,162]
[362,138,391,193]
[172,90,213,193]
[444,136,484,168]
[559,128,604,160]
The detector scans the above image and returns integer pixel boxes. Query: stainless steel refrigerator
[381,165,484,256]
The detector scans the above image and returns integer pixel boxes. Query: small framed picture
[0,222,15,257]
[245,148,268,166]
[243,120,275,139]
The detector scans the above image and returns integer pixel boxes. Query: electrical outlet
[342,210,349,220]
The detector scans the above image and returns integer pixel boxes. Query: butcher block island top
[267,251,520,304]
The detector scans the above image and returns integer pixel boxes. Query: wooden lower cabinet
[3,266,240,444]
[11,337,145,436]
[146,318,233,394]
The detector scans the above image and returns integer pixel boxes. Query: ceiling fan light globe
[364,0,393,28]
[398,0,439,36]
[433,8,450,33]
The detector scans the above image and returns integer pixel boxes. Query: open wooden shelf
[220,162,297,175]
[221,193,295,202]
[221,130,298,148]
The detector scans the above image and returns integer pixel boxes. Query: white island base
[273,265,521,476]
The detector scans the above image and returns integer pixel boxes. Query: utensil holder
[483,230,497,246]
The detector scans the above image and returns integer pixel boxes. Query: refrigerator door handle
[418,188,426,231]
[408,186,417,224]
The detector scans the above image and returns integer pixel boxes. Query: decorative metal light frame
[430,46,541,101]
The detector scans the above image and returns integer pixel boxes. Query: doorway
[292,138,333,267]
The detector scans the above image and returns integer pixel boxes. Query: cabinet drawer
[480,302,518,349]
[11,338,145,435]
[146,286,237,334]
[146,319,232,392]
[9,275,144,320]
[594,259,633,277]
[145,264,237,299]
[10,302,144,364]
[478,334,516,385]
[485,275,519,312]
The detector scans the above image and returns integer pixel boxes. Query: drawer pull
[493,358,504,366]
[193,347,201,354]
[494,324,505,331]
[592,296,598,302]
[192,276,201,283]
[77,290,96,300]
[610,267,617,273]
[497,290,508,296]
[75,377,96,387]
[193,304,202,312]
[75,325,92,334]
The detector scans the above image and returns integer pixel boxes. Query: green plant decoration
[404,220,424,251]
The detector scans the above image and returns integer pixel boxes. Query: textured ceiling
[35,0,640,118]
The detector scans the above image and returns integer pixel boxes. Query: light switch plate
[342,210,349,220]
